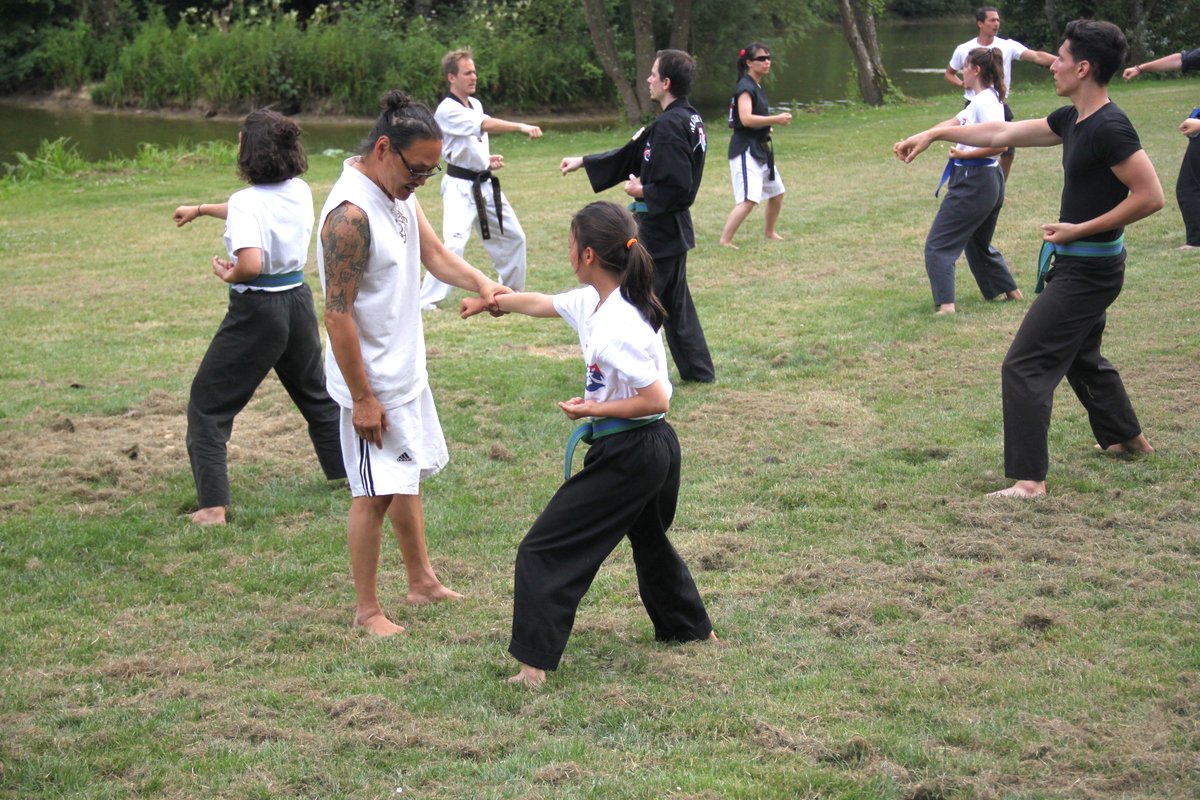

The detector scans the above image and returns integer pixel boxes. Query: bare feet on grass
[190,506,226,525]
[935,304,956,315]
[987,480,1047,498]
[407,582,464,605]
[1095,433,1154,454]
[718,239,738,249]
[507,663,546,689]
[354,610,406,636]
[1005,289,1024,301]
[766,232,784,241]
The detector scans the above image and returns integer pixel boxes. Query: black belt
[446,163,504,240]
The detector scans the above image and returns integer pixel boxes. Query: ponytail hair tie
[739,48,746,57]
[626,237,638,250]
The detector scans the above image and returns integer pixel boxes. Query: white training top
[224,178,314,293]
[954,87,1005,165]
[553,286,672,418]
[435,95,491,173]
[316,157,427,409]
[949,36,1029,100]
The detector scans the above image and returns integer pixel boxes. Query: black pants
[1178,135,1200,246]
[509,420,712,671]
[187,284,345,508]
[653,252,716,383]
[1000,252,1142,481]
[924,165,1017,305]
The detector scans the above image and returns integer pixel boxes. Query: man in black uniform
[560,49,716,383]
[895,19,1164,498]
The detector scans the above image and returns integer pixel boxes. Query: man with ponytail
[896,20,1163,498]
[560,49,716,384]
[318,90,509,636]
[461,201,716,688]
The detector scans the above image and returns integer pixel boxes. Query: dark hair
[975,6,998,22]
[358,90,442,157]
[1062,19,1127,86]
[967,46,1007,103]
[570,201,665,331]
[442,48,472,78]
[655,49,696,99]
[736,42,770,80]
[237,109,306,185]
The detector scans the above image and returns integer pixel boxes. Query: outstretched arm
[1123,52,1184,80]
[1019,49,1056,68]
[895,118,1058,162]
[482,117,543,138]
[1040,149,1164,243]
[460,291,558,319]
[173,202,228,226]
[415,199,507,307]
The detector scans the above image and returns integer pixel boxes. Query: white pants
[419,175,527,307]
[729,152,785,205]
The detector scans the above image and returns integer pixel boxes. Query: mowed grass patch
[2,80,1199,799]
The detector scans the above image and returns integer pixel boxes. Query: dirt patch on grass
[0,381,329,515]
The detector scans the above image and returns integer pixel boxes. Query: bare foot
[935,304,956,315]
[765,232,784,241]
[1096,433,1154,454]
[987,480,1047,498]
[719,239,738,249]
[1006,289,1024,301]
[1177,244,1198,250]
[354,611,406,636]
[507,663,546,689]
[708,631,719,642]
[190,506,226,525]
[407,583,464,605]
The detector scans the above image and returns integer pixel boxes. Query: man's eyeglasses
[399,150,442,179]
[749,55,772,62]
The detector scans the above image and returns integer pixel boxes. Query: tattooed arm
[321,201,388,448]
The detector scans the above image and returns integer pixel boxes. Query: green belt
[1035,234,1124,293]
[563,414,664,479]
[243,269,304,289]
[628,200,648,214]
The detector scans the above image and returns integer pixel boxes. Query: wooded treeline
[3,0,1195,118]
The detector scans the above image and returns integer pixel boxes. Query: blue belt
[563,414,664,479]
[1035,234,1124,293]
[934,157,995,197]
[242,270,304,289]
[628,200,648,214]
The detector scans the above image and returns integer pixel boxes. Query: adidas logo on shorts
[396,451,413,463]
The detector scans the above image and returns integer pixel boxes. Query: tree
[835,0,894,105]
[580,0,694,125]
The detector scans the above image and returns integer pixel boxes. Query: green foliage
[1000,0,1200,57]
[885,0,975,18]
[3,137,236,186]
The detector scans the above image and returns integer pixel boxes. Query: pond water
[0,18,977,165]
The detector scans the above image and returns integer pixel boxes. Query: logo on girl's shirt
[585,363,605,392]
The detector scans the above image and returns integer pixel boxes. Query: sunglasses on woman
[749,55,772,62]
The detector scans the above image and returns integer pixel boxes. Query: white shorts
[339,386,448,497]
[730,152,785,204]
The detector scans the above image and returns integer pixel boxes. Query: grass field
[1,77,1198,799]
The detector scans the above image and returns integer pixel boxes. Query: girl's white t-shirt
[954,88,1005,165]
[224,177,314,293]
[553,286,672,416]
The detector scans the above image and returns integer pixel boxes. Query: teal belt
[628,200,648,214]
[1035,233,1124,293]
[563,414,664,479]
[243,269,304,289]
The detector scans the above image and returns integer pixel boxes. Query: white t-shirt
[435,95,491,173]
[949,36,1028,100]
[224,178,314,293]
[316,158,427,409]
[954,87,1005,165]
[552,286,671,417]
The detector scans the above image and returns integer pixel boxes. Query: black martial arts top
[727,75,772,162]
[1047,102,1142,243]
[582,98,707,260]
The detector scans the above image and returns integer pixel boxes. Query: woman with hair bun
[918,46,1022,314]
[461,201,717,688]
[172,109,345,527]
[720,41,793,247]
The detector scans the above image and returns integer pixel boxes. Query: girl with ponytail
[914,46,1022,314]
[461,200,716,688]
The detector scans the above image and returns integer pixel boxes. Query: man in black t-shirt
[1123,47,1200,248]
[895,19,1164,498]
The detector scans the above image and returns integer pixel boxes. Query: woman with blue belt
[922,47,1023,314]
